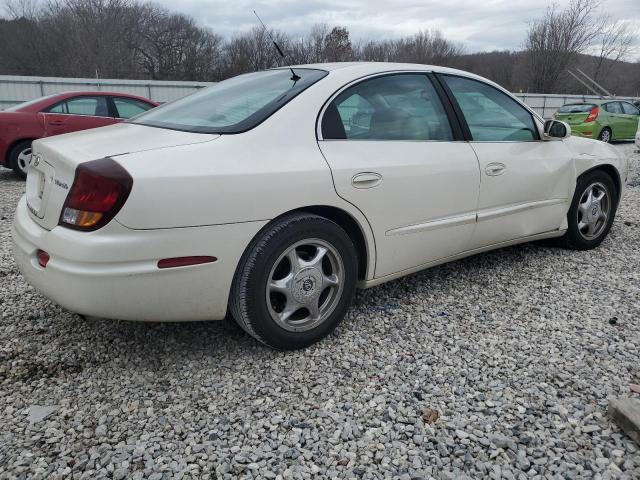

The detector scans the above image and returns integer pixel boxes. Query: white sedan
[12,63,629,349]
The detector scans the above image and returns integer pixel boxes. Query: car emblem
[32,154,41,167]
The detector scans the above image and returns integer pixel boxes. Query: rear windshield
[557,103,597,113]
[3,94,59,112]
[131,68,327,133]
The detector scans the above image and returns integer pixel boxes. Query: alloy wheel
[577,182,610,240]
[266,239,345,332]
[16,147,32,175]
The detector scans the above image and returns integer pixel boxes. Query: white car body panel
[11,62,629,322]
[319,140,480,277]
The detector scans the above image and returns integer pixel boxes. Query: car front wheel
[230,213,358,350]
[557,170,617,250]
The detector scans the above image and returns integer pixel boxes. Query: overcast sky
[155,0,640,58]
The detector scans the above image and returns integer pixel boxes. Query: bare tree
[323,26,353,62]
[591,19,636,83]
[524,0,601,93]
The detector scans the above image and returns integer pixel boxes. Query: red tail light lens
[37,249,50,268]
[585,107,599,123]
[60,158,133,231]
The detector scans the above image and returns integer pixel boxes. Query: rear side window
[558,104,596,113]
[442,75,538,142]
[322,74,453,141]
[113,97,154,119]
[604,102,622,114]
[47,96,110,117]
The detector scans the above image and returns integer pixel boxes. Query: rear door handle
[352,172,382,189]
[485,163,506,176]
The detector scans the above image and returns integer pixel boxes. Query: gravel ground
[1,144,639,480]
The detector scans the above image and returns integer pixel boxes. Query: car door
[41,95,117,137]
[438,74,575,249]
[620,101,640,139]
[603,102,625,139]
[317,73,481,278]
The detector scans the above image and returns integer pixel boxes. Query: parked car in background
[13,63,629,350]
[554,100,640,143]
[635,118,640,150]
[0,92,158,178]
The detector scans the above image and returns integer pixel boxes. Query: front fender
[564,136,629,198]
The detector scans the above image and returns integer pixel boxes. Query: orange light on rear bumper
[37,249,50,268]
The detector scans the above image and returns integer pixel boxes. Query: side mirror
[543,119,571,140]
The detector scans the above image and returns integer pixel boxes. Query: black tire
[556,170,617,250]
[9,140,32,180]
[230,213,358,350]
[598,127,612,143]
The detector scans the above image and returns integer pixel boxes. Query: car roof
[288,61,482,77]
[8,91,158,113]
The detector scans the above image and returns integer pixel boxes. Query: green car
[554,100,640,143]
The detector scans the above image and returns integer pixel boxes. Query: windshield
[557,103,596,114]
[132,68,327,134]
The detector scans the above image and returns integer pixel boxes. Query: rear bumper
[12,196,266,321]
[569,123,599,138]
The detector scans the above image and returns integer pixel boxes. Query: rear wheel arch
[291,205,371,280]
[6,138,36,165]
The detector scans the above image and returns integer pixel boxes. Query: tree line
[0,0,638,95]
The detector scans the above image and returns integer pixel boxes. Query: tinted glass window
[132,69,327,134]
[442,75,538,141]
[323,74,453,141]
[59,97,110,116]
[48,102,67,114]
[621,102,639,115]
[558,103,596,113]
[604,102,622,114]
[114,97,154,119]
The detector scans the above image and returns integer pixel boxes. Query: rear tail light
[585,107,599,123]
[60,158,133,231]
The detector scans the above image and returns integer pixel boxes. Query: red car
[0,91,158,178]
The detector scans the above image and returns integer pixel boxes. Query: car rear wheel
[9,140,33,180]
[598,127,612,143]
[230,213,358,350]
[556,170,617,250]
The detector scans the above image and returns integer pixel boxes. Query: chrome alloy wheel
[16,146,32,175]
[599,129,611,143]
[266,239,345,332]
[577,182,610,240]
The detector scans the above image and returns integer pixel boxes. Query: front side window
[442,75,538,141]
[322,74,453,141]
[132,68,327,134]
[621,102,639,115]
[113,97,154,119]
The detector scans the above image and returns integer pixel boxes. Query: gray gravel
[1,144,640,480]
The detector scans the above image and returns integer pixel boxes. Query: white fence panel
[0,75,214,109]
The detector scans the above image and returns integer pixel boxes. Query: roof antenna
[253,10,301,81]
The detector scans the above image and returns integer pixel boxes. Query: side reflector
[37,249,50,268]
[157,256,217,269]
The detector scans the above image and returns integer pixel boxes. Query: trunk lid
[25,123,218,230]
[554,112,590,125]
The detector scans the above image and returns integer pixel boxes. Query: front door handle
[352,172,382,189]
[48,120,66,126]
[485,163,506,176]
